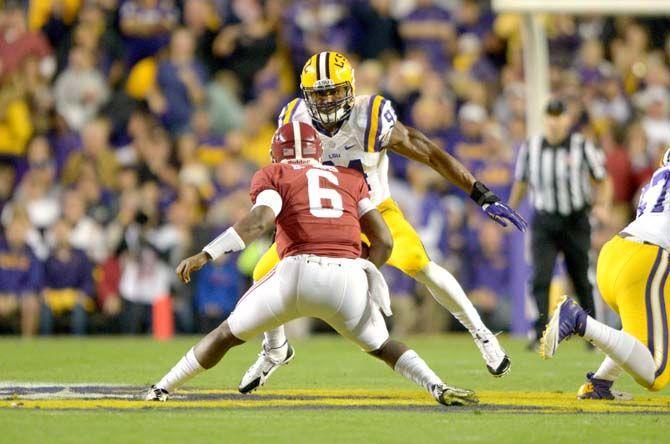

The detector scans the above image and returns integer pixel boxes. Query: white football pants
[227,254,389,352]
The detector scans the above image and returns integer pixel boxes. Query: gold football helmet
[300,51,355,125]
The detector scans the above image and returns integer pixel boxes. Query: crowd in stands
[1,0,669,336]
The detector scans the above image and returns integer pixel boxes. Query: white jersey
[277,95,398,205]
[624,165,670,250]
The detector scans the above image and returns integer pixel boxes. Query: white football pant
[227,254,390,352]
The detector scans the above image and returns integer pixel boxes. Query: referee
[509,99,612,347]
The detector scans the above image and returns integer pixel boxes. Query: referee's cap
[545,98,566,116]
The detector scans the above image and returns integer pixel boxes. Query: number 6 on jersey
[307,168,343,218]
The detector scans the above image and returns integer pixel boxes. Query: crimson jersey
[250,163,373,259]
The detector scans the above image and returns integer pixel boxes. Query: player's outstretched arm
[387,122,527,232]
[176,206,276,283]
[360,208,393,267]
[388,121,476,193]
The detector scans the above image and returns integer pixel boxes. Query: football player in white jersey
[239,51,528,394]
[541,148,670,399]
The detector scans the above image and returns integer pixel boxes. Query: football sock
[264,327,288,361]
[393,350,443,393]
[593,356,623,382]
[415,261,485,335]
[583,317,655,387]
[156,348,205,392]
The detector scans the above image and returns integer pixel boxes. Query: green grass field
[1,334,669,443]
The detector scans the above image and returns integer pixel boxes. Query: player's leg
[541,237,661,390]
[318,258,477,406]
[368,339,478,406]
[378,199,509,376]
[251,244,290,358]
[148,263,296,400]
[541,296,656,388]
[238,244,294,393]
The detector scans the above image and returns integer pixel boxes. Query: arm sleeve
[363,95,397,152]
[356,175,375,217]
[583,139,606,181]
[252,189,283,218]
[514,141,530,182]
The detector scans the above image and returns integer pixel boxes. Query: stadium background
[0,0,667,338]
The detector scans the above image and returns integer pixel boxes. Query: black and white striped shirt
[514,133,606,215]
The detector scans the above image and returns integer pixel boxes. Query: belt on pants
[287,254,346,267]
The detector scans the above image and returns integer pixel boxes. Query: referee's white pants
[227,254,390,352]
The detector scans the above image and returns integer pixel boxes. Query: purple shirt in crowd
[44,248,95,297]
[401,6,452,70]
[0,238,42,295]
[157,60,207,133]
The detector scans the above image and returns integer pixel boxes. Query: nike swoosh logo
[344,145,356,150]
[262,369,272,377]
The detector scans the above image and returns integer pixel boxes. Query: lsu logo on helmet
[300,52,355,126]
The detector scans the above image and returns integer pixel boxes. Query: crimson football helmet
[270,122,323,164]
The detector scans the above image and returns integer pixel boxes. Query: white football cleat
[145,385,169,402]
[474,329,511,377]
[238,342,295,394]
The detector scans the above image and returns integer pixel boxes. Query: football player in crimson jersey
[241,51,526,392]
[146,122,478,406]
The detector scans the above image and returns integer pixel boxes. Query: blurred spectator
[211,0,276,98]
[62,117,118,190]
[399,0,454,71]
[282,0,351,74]
[194,253,242,333]
[53,45,110,132]
[464,220,511,332]
[177,132,210,193]
[119,0,178,66]
[44,3,126,88]
[40,219,95,335]
[450,102,487,165]
[0,162,15,213]
[0,84,33,157]
[0,215,42,336]
[62,189,107,263]
[117,209,171,334]
[351,0,401,61]
[207,70,245,134]
[638,86,670,160]
[183,0,219,74]
[238,101,275,167]
[452,33,497,85]
[588,63,631,128]
[0,1,54,83]
[152,28,206,133]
